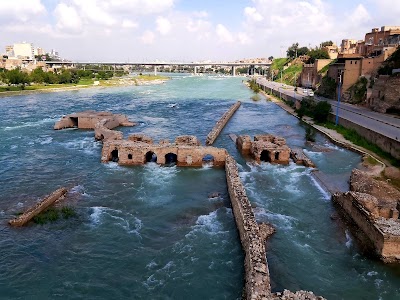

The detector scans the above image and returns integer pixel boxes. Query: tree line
[0,67,128,86]
[286,41,334,63]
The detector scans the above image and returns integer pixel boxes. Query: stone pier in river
[54,111,136,141]
[102,134,227,167]
[205,101,241,145]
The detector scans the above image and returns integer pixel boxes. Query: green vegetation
[251,94,261,101]
[33,206,77,225]
[296,97,331,123]
[270,58,289,73]
[378,47,400,75]
[136,74,168,81]
[307,48,330,64]
[0,67,129,93]
[323,122,400,166]
[316,75,336,98]
[305,127,316,142]
[286,43,309,58]
[269,58,302,85]
[318,59,336,74]
[248,79,261,93]
[348,76,368,104]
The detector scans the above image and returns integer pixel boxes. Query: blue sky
[0,0,399,61]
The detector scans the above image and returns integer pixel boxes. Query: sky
[0,0,399,62]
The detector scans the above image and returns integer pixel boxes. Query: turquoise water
[0,75,399,299]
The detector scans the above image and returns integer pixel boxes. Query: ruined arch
[111,149,119,162]
[128,154,133,160]
[165,153,177,165]
[202,154,215,166]
[275,152,280,161]
[145,151,157,163]
[260,150,271,162]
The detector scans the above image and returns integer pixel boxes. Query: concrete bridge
[44,61,271,76]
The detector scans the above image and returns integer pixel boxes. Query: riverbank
[0,75,169,98]
[260,89,387,176]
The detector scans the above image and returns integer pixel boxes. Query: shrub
[313,101,331,123]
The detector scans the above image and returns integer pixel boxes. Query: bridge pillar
[154,66,157,76]
[194,66,197,75]
[231,66,236,76]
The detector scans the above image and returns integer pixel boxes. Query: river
[0,75,399,299]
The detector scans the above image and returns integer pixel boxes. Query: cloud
[108,0,174,15]
[156,17,172,35]
[54,3,82,33]
[348,4,371,26]
[0,0,46,23]
[122,20,138,29]
[244,7,263,22]
[72,0,116,27]
[216,24,234,43]
[141,30,155,44]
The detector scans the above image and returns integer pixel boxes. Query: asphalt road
[256,78,400,141]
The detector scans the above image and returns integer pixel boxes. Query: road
[256,78,400,141]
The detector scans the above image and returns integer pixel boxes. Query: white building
[12,42,35,60]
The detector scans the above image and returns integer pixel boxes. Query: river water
[0,75,399,299]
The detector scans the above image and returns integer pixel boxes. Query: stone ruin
[332,169,400,262]
[54,111,136,141]
[51,110,324,298]
[236,134,316,168]
[237,134,291,164]
[9,187,68,227]
[102,134,227,167]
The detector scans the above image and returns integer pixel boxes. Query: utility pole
[335,72,342,126]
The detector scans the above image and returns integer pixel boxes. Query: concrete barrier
[206,101,241,145]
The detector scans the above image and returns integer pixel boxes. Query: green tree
[321,41,334,47]
[313,101,331,123]
[58,69,72,84]
[6,69,29,85]
[287,43,299,58]
[29,67,46,83]
[308,48,330,63]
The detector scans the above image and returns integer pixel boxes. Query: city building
[12,42,35,60]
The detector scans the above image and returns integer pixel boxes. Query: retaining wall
[258,83,400,160]
[328,114,400,160]
[206,101,241,145]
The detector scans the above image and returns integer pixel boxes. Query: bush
[313,101,331,123]
[305,127,316,142]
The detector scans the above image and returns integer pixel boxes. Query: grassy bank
[0,75,168,94]
[323,121,399,167]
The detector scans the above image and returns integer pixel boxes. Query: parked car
[308,91,314,96]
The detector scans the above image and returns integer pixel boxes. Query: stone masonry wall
[225,154,271,299]
[9,187,68,227]
[206,101,241,145]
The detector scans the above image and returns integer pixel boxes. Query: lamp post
[335,72,342,126]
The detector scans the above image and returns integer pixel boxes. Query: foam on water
[60,136,101,155]
[3,117,59,131]
[308,174,331,201]
[88,206,142,235]
[345,230,353,248]
[254,207,297,231]
[70,185,91,197]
